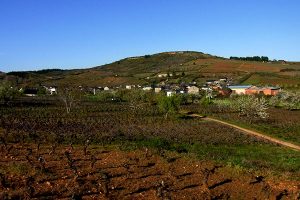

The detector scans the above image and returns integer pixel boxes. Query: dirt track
[190,114,300,151]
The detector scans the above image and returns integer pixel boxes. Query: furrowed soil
[1,144,299,199]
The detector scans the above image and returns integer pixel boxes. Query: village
[2,1,300,198]
[22,76,281,98]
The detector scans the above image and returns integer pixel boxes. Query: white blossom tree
[269,91,300,110]
[231,95,269,122]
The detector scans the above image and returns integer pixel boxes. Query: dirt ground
[0,144,299,199]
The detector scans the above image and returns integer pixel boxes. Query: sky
[0,0,300,72]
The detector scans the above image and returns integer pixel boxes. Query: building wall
[231,88,246,94]
[245,89,260,95]
[143,87,152,91]
[262,89,272,95]
[271,89,280,96]
[154,88,162,93]
[245,88,279,96]
[187,86,199,95]
[166,91,175,97]
[263,89,279,96]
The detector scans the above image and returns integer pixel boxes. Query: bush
[157,95,181,118]
[200,96,212,106]
[0,82,19,104]
[269,91,300,110]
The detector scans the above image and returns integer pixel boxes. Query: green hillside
[2,51,300,88]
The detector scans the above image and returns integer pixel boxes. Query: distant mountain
[4,51,300,87]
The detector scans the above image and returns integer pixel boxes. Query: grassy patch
[242,72,300,87]
[211,114,300,146]
[113,138,300,179]
[193,144,300,174]
[0,162,32,176]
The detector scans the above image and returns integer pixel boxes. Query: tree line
[230,56,269,62]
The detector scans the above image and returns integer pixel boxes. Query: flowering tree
[231,95,269,122]
[269,91,300,110]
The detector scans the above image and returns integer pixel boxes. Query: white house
[187,86,200,95]
[166,91,175,97]
[43,86,57,95]
[104,86,110,91]
[228,85,252,95]
[201,86,212,92]
[48,87,57,95]
[158,73,168,78]
[178,90,186,94]
[125,85,132,90]
[219,78,227,82]
[154,87,162,93]
[143,86,152,91]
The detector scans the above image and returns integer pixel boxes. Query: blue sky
[0,0,299,72]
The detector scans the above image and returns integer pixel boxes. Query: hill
[3,51,300,88]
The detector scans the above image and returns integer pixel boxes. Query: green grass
[0,163,32,176]
[242,72,300,87]
[112,137,300,179]
[210,115,300,146]
[193,145,300,173]
[250,123,300,145]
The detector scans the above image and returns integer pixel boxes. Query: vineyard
[1,99,300,199]
[1,104,270,146]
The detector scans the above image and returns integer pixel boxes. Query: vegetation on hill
[230,56,269,62]
[1,51,300,89]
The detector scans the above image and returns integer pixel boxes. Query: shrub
[157,95,181,118]
[0,82,19,104]
[269,91,300,110]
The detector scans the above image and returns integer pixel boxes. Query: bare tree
[58,87,81,114]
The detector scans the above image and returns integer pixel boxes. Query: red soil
[0,144,299,199]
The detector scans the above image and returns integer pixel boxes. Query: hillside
[3,51,300,88]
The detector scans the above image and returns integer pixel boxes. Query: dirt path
[190,114,300,151]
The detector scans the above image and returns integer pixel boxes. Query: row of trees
[230,56,269,62]
[213,90,300,122]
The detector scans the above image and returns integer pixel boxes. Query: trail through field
[190,114,300,151]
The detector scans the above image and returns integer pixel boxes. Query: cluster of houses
[21,77,281,98]
[87,83,200,97]
[92,77,280,97]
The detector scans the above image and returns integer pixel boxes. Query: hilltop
[3,51,300,88]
